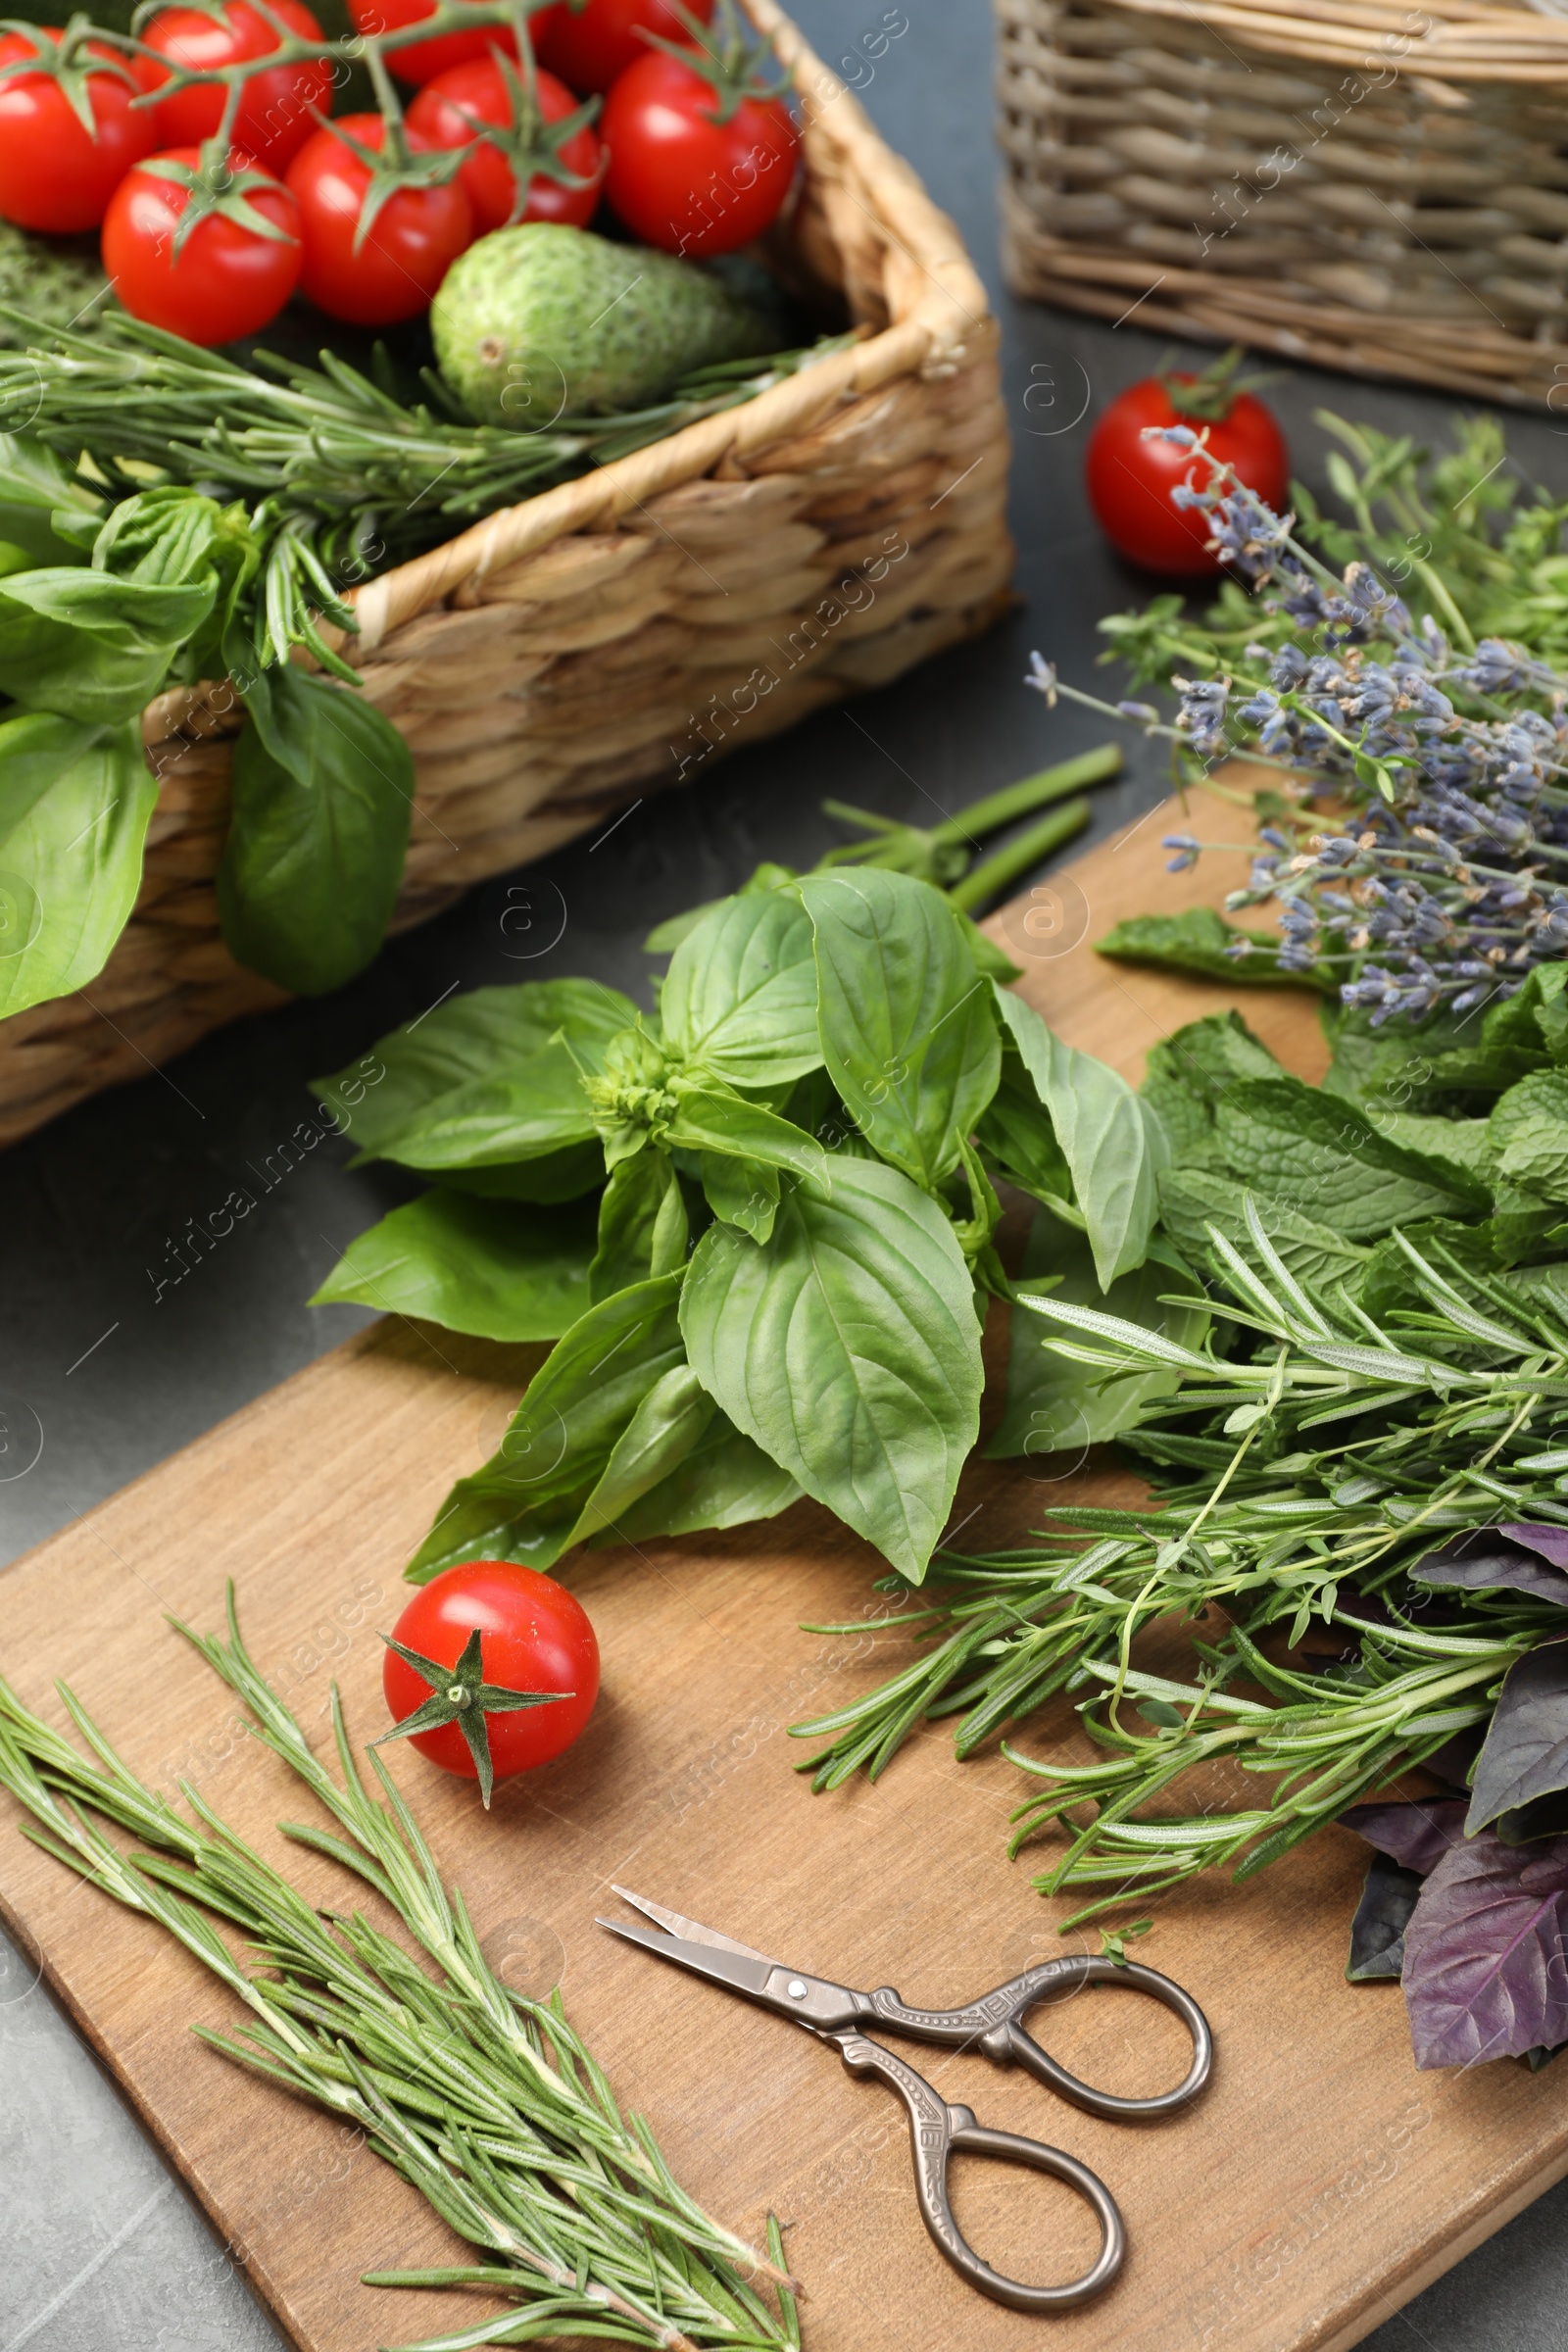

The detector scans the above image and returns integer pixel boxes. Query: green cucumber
[433,222,780,425]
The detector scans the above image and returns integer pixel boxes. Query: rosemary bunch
[0,315,845,669]
[793,1202,1568,1924]
[0,1591,797,2352]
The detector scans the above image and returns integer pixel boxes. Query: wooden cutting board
[3,783,1566,2352]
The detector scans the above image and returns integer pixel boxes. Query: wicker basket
[0,0,1011,1149]
[998,0,1568,406]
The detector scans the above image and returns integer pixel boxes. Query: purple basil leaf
[1400,1825,1568,2068]
[1499,1523,1568,1571]
[1499,1789,1568,1846]
[1347,1850,1424,1983]
[1340,1796,1467,1877]
[1467,1640,1568,1834]
[1411,1530,1568,1608]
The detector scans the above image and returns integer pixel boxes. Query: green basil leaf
[995,986,1168,1289]
[407,1272,686,1580]
[1491,1072,1568,1204]
[590,1149,686,1300]
[702,1151,779,1243]
[957,911,1021,983]
[218,663,413,995]
[661,890,821,1085]
[974,1045,1077,1217]
[665,1083,830,1192]
[798,868,1000,1187]
[0,712,156,1017]
[0,566,213,723]
[314,977,634,1162]
[563,1363,715,1548]
[0,432,100,566]
[310,1190,596,1340]
[989,1205,1209,1458]
[435,1144,607,1202]
[377,1043,600,1172]
[680,1156,982,1580]
[599,1408,801,1544]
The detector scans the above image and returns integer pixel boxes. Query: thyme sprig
[0,1590,798,2352]
[792,1205,1568,1925]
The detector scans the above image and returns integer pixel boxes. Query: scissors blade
[608,1884,774,1967]
[597,1914,779,2003]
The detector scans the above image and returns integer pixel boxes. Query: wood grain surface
[3,784,1566,2352]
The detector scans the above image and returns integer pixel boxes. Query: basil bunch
[314,866,1173,1582]
[0,434,413,1013]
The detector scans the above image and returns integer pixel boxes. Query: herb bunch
[311,760,1158,1589]
[791,983,1568,2068]
[0,1590,798,2351]
[0,317,847,675]
[1047,416,1568,1029]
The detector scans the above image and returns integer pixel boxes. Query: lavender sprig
[1039,429,1568,1023]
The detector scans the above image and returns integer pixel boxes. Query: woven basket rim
[998,0,1568,84]
[318,0,992,658]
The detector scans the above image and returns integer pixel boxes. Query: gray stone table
[5,0,1568,2343]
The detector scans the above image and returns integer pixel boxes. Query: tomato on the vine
[285,112,473,324]
[1085,349,1290,578]
[350,0,517,87]
[103,145,301,344]
[600,11,795,255]
[536,0,712,94]
[0,24,160,233]
[137,0,333,175]
[380,1561,600,1803]
[406,55,602,234]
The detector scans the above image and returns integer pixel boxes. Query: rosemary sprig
[792,1203,1568,1925]
[0,314,849,670]
[0,1590,798,2352]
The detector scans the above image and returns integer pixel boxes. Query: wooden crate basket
[0,0,1011,1150]
[997,0,1568,406]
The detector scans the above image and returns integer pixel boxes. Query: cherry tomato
[103,145,301,344]
[1086,363,1290,578]
[137,0,333,175]
[382,1561,600,1788]
[537,0,712,93]
[350,0,517,87]
[601,47,795,255]
[406,57,602,234]
[285,113,473,324]
[0,27,160,233]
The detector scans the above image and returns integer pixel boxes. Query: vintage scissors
[598,1886,1212,2315]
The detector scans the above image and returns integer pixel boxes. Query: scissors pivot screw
[786,1979,808,1998]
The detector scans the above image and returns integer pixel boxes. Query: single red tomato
[381,1561,600,1798]
[1086,352,1290,577]
[285,113,473,324]
[537,0,712,94]
[0,26,160,233]
[351,0,518,86]
[407,56,602,233]
[137,0,333,174]
[103,146,301,344]
[602,46,795,256]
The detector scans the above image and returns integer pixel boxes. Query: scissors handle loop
[868,1954,1211,2120]
[833,2031,1124,2313]
[998,1955,1211,2119]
